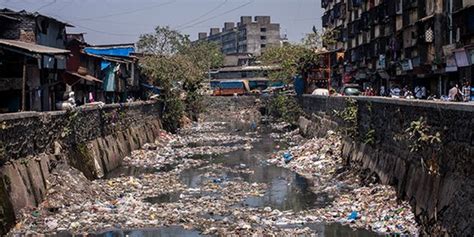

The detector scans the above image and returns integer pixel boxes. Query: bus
[212,80,250,96]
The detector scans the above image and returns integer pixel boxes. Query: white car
[312,88,329,96]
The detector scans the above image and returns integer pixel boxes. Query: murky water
[179,131,325,211]
[94,123,380,236]
[89,223,377,237]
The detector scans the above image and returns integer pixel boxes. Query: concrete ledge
[302,95,474,112]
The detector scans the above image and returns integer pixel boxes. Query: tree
[259,28,336,83]
[137,26,223,131]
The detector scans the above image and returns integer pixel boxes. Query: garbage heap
[268,130,420,235]
[9,122,273,235]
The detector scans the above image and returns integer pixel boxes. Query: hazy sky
[0,0,323,45]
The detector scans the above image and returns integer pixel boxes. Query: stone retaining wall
[298,95,474,236]
[0,101,163,235]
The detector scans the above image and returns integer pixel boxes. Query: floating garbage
[10,117,419,237]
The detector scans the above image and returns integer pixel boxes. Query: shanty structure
[0,8,72,112]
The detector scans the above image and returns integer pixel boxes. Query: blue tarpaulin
[84,47,134,57]
[141,83,161,94]
[294,75,304,96]
[103,64,116,92]
[101,61,111,70]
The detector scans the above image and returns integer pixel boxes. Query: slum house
[84,44,140,103]
[0,9,71,113]
[64,33,103,105]
[452,0,474,100]
[321,0,474,97]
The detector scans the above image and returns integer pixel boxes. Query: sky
[0,0,324,45]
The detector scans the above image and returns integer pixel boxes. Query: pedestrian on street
[390,86,401,98]
[379,85,386,96]
[421,86,427,99]
[448,84,462,102]
[414,86,422,99]
[462,81,471,102]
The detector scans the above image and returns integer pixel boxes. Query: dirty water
[105,164,175,179]
[179,131,324,212]
[97,123,379,236]
[83,223,376,237]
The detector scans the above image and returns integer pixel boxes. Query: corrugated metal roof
[0,8,74,27]
[0,39,70,55]
[66,71,102,84]
[0,13,19,21]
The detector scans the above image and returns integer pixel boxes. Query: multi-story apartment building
[198,16,281,56]
[322,0,474,97]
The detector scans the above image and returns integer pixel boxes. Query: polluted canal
[10,103,418,236]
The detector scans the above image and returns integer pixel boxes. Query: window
[261,44,266,48]
[260,36,266,40]
[260,28,267,32]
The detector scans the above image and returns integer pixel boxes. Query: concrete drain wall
[298,95,474,236]
[0,101,163,234]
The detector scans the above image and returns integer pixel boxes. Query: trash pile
[10,106,419,236]
[123,122,259,169]
[268,131,419,236]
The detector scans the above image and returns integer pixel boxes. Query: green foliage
[259,29,337,83]
[259,44,317,83]
[137,26,189,55]
[138,26,224,130]
[162,91,185,133]
[364,129,376,145]
[405,117,441,153]
[268,94,303,124]
[62,110,79,138]
[334,99,358,138]
[404,117,442,175]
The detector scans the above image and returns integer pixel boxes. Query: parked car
[340,84,362,96]
[312,88,330,96]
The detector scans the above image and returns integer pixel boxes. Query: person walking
[380,85,386,96]
[462,81,471,102]
[414,86,422,99]
[449,84,462,102]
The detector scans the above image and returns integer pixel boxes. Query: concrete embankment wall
[298,95,473,236]
[0,101,163,234]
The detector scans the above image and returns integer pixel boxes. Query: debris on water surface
[10,120,419,236]
[268,130,419,236]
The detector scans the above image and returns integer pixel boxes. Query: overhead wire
[177,0,254,30]
[47,13,140,37]
[175,0,228,29]
[35,0,57,11]
[74,0,177,21]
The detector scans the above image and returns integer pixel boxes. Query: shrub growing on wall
[268,94,303,124]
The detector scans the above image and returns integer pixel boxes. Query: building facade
[198,16,281,56]
[0,9,71,113]
[321,0,474,98]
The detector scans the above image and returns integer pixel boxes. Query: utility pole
[328,53,331,92]
[448,0,453,45]
[21,57,27,111]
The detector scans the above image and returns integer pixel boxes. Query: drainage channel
[90,123,381,236]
